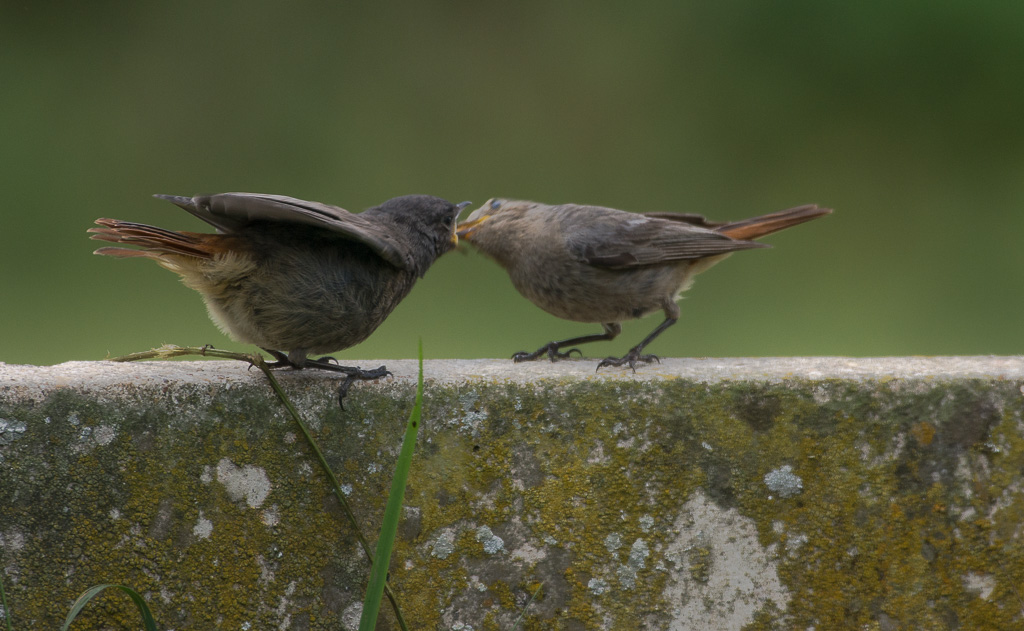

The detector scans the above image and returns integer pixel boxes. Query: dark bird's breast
[202,224,417,354]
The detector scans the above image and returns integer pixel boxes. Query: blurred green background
[3,1,1023,365]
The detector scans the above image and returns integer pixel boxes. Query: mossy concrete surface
[1,356,1023,630]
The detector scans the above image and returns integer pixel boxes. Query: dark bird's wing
[563,206,767,270]
[155,193,411,269]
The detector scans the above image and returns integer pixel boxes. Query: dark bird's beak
[450,202,472,245]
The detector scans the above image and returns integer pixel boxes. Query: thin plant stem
[511,582,544,630]
[110,345,408,630]
[0,568,12,631]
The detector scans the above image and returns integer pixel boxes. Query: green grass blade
[359,342,424,631]
[60,584,157,631]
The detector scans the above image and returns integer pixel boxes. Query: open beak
[456,215,490,239]
[450,201,472,245]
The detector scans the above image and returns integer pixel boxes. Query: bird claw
[596,350,660,372]
[268,353,389,408]
[261,348,297,370]
[331,364,391,409]
[335,365,392,409]
[354,365,392,380]
[512,343,582,363]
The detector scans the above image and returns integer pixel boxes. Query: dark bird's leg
[332,366,392,407]
[260,348,390,408]
[597,307,679,372]
[261,348,297,369]
[513,323,621,362]
[301,359,392,408]
[302,357,390,378]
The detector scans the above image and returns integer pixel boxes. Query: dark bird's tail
[88,219,216,259]
[715,205,832,241]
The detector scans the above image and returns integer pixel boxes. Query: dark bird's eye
[490,199,502,210]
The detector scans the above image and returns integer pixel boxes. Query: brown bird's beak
[450,201,472,245]
[456,215,490,239]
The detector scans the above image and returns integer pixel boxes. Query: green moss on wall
[1,371,1022,629]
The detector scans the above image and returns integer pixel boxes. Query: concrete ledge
[1,357,1023,629]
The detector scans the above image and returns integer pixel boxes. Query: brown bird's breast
[502,237,698,324]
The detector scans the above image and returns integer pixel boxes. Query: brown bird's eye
[490,199,502,210]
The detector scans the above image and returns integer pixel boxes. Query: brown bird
[90,193,468,399]
[457,199,831,369]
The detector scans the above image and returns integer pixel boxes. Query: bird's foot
[334,365,392,409]
[260,349,340,369]
[298,359,392,407]
[596,349,660,372]
[260,348,391,407]
[512,342,582,363]
[261,348,297,370]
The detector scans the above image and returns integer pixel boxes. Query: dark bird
[457,199,831,369]
[90,193,469,399]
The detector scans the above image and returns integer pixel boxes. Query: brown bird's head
[456,198,540,238]
[455,199,497,236]
[456,198,552,266]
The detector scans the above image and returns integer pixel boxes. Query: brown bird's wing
[639,212,726,229]
[155,193,412,270]
[563,206,767,270]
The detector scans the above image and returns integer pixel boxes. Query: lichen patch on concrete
[662,491,789,630]
[1,357,1022,629]
[215,458,273,509]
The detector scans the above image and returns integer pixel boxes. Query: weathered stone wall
[1,357,1022,630]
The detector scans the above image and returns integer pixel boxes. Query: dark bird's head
[372,195,470,274]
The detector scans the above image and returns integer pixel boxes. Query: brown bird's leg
[260,348,390,408]
[513,323,621,362]
[597,306,679,372]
